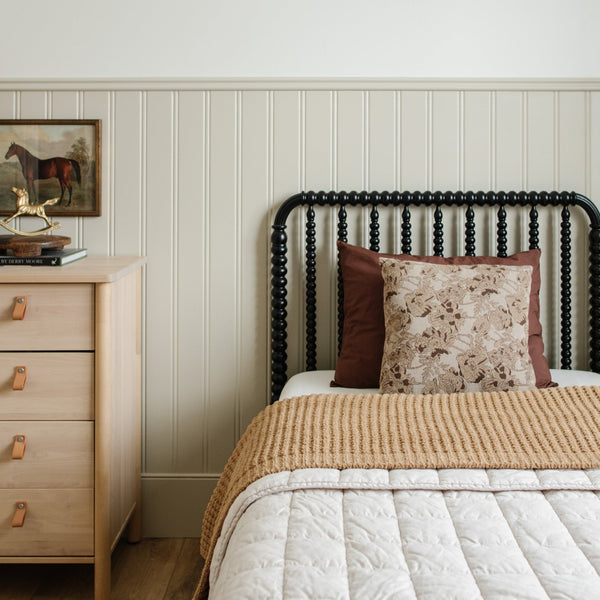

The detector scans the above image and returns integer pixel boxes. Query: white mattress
[279,368,600,400]
[209,370,600,599]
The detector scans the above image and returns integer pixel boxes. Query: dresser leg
[94,556,111,600]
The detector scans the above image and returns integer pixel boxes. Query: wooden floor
[0,538,203,600]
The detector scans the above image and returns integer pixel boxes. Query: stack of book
[0,247,87,266]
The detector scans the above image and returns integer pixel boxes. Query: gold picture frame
[0,119,101,217]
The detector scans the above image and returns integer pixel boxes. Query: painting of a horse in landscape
[5,143,81,206]
[0,120,100,216]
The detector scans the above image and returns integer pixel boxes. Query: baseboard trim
[142,475,218,537]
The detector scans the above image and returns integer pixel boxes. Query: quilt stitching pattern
[211,468,600,599]
[544,489,600,580]
[532,468,600,585]
[340,490,352,600]
[390,475,418,600]
[584,468,598,487]
[533,467,600,581]
[438,476,486,599]
[281,480,294,600]
[486,471,550,599]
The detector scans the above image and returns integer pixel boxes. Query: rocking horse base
[0,235,72,257]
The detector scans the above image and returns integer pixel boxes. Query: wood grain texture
[94,268,142,598]
[0,489,93,556]
[0,284,94,351]
[0,422,93,488]
[0,257,146,283]
[0,353,94,420]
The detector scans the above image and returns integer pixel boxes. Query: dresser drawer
[0,353,94,420]
[0,489,93,556]
[0,284,94,350]
[0,422,93,488]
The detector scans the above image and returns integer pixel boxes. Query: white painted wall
[2,0,599,79]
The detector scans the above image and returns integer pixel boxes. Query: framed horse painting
[0,120,101,216]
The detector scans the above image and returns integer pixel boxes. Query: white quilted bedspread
[210,468,600,600]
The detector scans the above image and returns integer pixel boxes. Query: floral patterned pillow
[379,258,536,395]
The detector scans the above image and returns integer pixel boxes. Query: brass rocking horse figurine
[0,187,61,236]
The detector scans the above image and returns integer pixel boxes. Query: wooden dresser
[0,256,145,599]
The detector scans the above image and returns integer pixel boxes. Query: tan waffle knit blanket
[193,386,600,599]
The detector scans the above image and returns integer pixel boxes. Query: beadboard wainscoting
[1,79,600,536]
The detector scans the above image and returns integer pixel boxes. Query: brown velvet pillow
[333,241,554,389]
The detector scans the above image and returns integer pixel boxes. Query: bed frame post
[271,223,289,403]
[560,205,572,369]
[572,192,600,374]
[306,205,317,371]
[589,223,600,372]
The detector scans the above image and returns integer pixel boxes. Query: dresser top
[0,256,146,283]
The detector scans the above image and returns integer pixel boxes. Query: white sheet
[279,368,600,400]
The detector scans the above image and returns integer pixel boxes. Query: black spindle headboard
[270,191,600,403]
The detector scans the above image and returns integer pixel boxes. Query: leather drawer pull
[12,366,27,391]
[12,435,26,459]
[12,502,27,527]
[12,296,27,320]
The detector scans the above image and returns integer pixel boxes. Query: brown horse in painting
[4,142,81,206]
